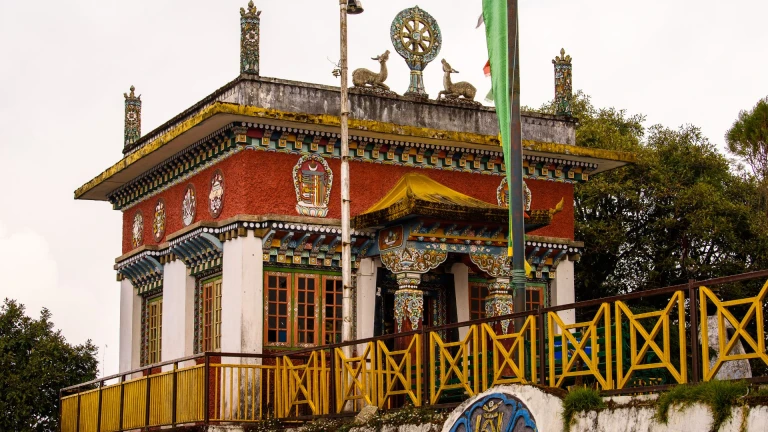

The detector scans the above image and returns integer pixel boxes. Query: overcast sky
[1,0,766,377]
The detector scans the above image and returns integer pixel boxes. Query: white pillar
[161,260,195,369]
[551,258,575,326]
[118,279,141,373]
[355,258,378,342]
[221,233,264,355]
[450,263,470,340]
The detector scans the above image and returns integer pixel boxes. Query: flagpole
[507,0,527,325]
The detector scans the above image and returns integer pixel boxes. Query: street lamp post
[339,0,363,351]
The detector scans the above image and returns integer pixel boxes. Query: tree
[726,96,768,182]
[0,299,98,432]
[533,92,768,301]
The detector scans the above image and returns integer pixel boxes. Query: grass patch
[656,380,748,431]
[562,387,606,432]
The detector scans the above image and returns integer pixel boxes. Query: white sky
[1,0,766,378]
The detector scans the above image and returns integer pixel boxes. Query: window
[324,277,343,345]
[526,285,544,310]
[147,297,163,364]
[468,282,546,318]
[469,282,488,320]
[265,272,342,347]
[202,277,223,352]
[295,275,317,345]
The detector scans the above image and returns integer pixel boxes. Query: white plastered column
[551,258,575,326]
[450,262,470,339]
[355,258,378,342]
[161,259,196,370]
[221,232,264,357]
[119,279,142,374]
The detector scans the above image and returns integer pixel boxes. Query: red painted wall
[122,151,574,253]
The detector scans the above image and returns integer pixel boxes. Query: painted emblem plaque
[152,199,166,242]
[447,393,537,432]
[378,225,404,251]
[209,170,224,218]
[182,184,197,226]
[497,178,531,211]
[132,211,144,248]
[293,154,333,218]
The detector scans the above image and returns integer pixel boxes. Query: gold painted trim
[75,102,637,200]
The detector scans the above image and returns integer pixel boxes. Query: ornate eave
[75,75,636,204]
[116,253,163,295]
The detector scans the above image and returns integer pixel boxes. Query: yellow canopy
[364,172,502,214]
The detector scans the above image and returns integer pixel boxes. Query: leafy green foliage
[561,386,606,432]
[534,92,768,300]
[656,380,749,431]
[726,97,768,181]
[0,299,98,432]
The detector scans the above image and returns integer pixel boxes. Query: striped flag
[482,0,532,274]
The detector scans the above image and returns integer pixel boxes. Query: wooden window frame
[264,271,342,348]
[201,276,223,352]
[323,276,343,346]
[146,296,163,365]
[469,281,488,321]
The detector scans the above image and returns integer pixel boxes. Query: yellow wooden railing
[61,273,768,430]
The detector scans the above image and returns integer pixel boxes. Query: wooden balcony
[60,270,768,431]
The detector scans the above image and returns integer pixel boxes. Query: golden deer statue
[437,59,477,101]
[352,50,390,90]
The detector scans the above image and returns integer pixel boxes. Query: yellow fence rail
[60,272,768,430]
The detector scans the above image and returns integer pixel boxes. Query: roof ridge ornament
[390,5,442,99]
[552,48,573,116]
[123,85,142,151]
[240,1,261,75]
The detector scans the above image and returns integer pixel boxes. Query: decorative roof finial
[552,48,573,116]
[553,48,572,66]
[390,6,442,99]
[123,85,142,151]
[240,1,262,75]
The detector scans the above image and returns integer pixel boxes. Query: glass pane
[307,320,314,330]
[299,305,305,316]
[279,331,287,342]
[279,291,287,302]
[279,278,287,289]
[307,334,314,343]
[268,330,276,342]
[298,291,305,303]
[299,333,305,343]
[268,290,276,301]
[308,292,314,303]
[268,303,276,314]
[326,293,333,304]
[298,320,305,330]
[268,317,276,327]
[279,319,287,329]
[299,278,305,290]
[336,294,342,304]
[278,304,287,315]
[326,306,333,317]
[269,276,276,287]
[307,306,314,316]
[308,279,315,290]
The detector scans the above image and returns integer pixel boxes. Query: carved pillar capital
[485,277,514,334]
[394,273,424,333]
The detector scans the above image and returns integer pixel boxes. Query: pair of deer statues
[352,50,477,101]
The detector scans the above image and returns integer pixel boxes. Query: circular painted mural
[152,199,166,242]
[182,184,197,226]
[209,170,224,218]
[132,211,144,248]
